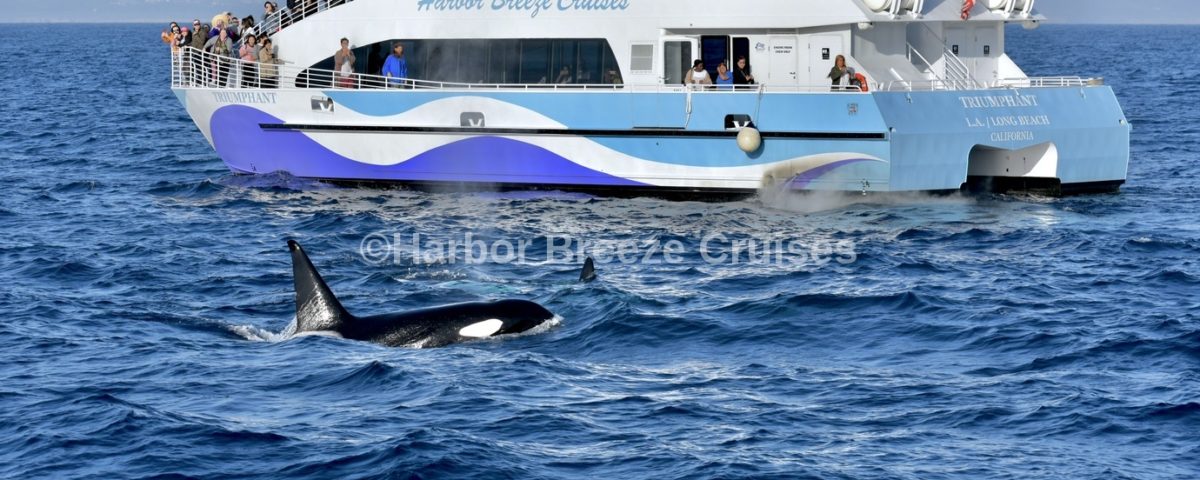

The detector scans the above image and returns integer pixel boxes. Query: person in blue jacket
[382,44,408,88]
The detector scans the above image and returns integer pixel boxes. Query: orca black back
[286,240,558,348]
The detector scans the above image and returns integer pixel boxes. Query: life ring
[855,73,869,92]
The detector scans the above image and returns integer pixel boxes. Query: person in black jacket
[734,56,755,86]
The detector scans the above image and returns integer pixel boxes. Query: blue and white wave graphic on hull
[210,102,887,190]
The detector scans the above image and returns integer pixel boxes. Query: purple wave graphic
[210,105,647,186]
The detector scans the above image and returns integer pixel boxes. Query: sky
[2,0,1198,24]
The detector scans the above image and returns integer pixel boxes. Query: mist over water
[0,24,1197,479]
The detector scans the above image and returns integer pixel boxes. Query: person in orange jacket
[161,23,181,53]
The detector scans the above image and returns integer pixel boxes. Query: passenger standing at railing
[191,20,209,50]
[209,19,223,39]
[175,28,192,83]
[241,16,258,38]
[827,55,855,90]
[191,22,211,86]
[263,2,279,33]
[240,35,261,88]
[683,60,712,87]
[734,56,755,86]
[283,1,298,28]
[382,44,409,89]
[175,27,192,53]
[161,23,181,53]
[334,38,357,89]
[715,62,734,90]
[206,28,235,88]
[259,38,279,89]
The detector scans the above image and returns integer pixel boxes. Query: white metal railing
[170,47,872,93]
[879,76,1093,92]
[259,0,357,36]
[942,49,974,86]
[170,47,1096,94]
[986,0,1036,18]
[909,22,983,90]
[993,77,1092,88]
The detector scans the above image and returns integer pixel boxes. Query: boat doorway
[768,36,798,84]
[701,35,730,80]
[635,37,697,129]
[806,35,844,86]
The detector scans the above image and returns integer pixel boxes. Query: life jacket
[855,72,869,92]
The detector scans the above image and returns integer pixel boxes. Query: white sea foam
[757,186,974,214]
[229,317,297,342]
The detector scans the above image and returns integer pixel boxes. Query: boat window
[488,40,520,83]
[575,40,604,84]
[307,38,622,86]
[630,44,654,72]
[521,40,551,83]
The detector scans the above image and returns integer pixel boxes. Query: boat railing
[906,42,979,90]
[258,0,357,36]
[171,47,1095,95]
[993,76,1095,88]
[878,76,1093,91]
[911,21,984,90]
[171,47,870,94]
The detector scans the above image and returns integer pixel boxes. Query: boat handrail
[258,0,357,36]
[171,47,1094,94]
[879,76,1092,91]
[170,47,872,94]
[913,21,984,89]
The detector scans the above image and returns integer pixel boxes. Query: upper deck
[187,0,1073,94]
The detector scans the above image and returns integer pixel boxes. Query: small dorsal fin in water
[580,257,596,283]
[288,240,352,333]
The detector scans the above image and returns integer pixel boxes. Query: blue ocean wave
[0,23,1197,480]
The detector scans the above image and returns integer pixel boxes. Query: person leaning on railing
[382,44,409,89]
[262,2,280,33]
[205,29,236,88]
[334,38,357,88]
[190,20,209,50]
[683,59,713,87]
[240,16,258,38]
[259,38,280,89]
[175,27,192,52]
[240,34,261,88]
[734,56,755,86]
[161,23,181,53]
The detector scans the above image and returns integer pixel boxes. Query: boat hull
[173,86,1129,195]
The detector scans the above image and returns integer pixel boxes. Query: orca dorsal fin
[288,240,352,333]
[580,257,596,283]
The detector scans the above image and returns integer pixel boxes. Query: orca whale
[288,240,557,348]
[580,257,596,283]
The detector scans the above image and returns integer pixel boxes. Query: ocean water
[1,23,1198,479]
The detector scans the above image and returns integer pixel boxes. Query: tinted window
[310,38,622,85]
